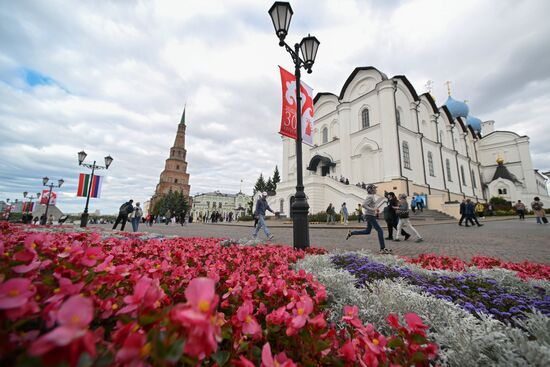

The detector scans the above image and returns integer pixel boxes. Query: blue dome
[445,96,469,119]
[466,116,482,132]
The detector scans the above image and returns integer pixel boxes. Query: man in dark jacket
[464,199,483,227]
[113,199,134,231]
[458,199,467,226]
[252,192,274,240]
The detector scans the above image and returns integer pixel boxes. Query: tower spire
[180,105,186,125]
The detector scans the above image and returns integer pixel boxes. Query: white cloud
[1,0,549,214]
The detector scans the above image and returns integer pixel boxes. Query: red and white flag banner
[278,66,314,146]
[40,190,57,206]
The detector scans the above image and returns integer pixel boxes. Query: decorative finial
[496,157,504,165]
[444,81,452,96]
[425,80,434,95]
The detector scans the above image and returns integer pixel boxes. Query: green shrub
[238,215,254,221]
[494,209,516,216]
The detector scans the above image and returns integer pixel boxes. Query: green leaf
[251,345,262,359]
[387,338,405,349]
[139,313,159,326]
[94,352,114,367]
[166,338,185,363]
[77,352,93,367]
[211,350,231,366]
[411,351,428,363]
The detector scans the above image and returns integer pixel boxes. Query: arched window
[471,169,477,188]
[175,179,178,183]
[396,109,401,125]
[498,189,502,195]
[503,188,507,194]
[322,127,328,144]
[446,159,452,181]
[428,151,435,176]
[176,165,180,170]
[461,165,467,186]
[361,109,370,129]
[402,141,411,169]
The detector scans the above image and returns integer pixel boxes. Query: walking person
[531,197,547,224]
[165,209,172,225]
[326,203,335,224]
[415,196,424,212]
[465,199,483,227]
[515,200,526,220]
[410,196,417,214]
[346,184,391,254]
[458,199,470,226]
[252,192,275,240]
[356,204,364,223]
[384,192,410,241]
[131,202,143,232]
[340,203,349,225]
[113,200,134,231]
[394,194,423,242]
[475,202,485,218]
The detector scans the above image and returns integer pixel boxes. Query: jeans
[131,217,140,232]
[350,215,385,250]
[396,218,421,240]
[253,215,271,238]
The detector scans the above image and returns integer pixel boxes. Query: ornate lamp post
[41,177,64,225]
[22,191,40,223]
[78,150,113,228]
[269,2,320,250]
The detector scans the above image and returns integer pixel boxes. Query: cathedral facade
[268,67,549,218]
[150,108,191,210]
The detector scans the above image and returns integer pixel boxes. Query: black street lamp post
[78,151,113,228]
[269,2,320,250]
[22,191,40,224]
[41,177,64,225]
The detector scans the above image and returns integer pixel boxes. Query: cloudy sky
[1,0,549,214]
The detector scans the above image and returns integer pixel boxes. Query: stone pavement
[94,217,550,263]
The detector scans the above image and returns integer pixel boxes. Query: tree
[272,165,281,190]
[152,190,189,218]
[265,177,275,192]
[253,173,267,195]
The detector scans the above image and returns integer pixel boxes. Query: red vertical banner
[278,66,315,146]
[40,190,57,205]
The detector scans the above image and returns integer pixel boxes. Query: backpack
[533,202,542,211]
[119,203,129,214]
[397,209,409,219]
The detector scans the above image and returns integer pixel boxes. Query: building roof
[491,161,522,185]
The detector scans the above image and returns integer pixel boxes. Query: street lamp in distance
[41,177,64,225]
[269,1,320,250]
[78,151,113,228]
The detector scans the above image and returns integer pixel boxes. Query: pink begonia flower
[115,331,147,364]
[261,342,297,367]
[339,339,357,362]
[0,278,36,309]
[235,355,255,367]
[185,277,216,314]
[387,313,400,329]
[81,247,104,267]
[236,300,261,337]
[46,277,85,304]
[12,259,41,273]
[404,313,428,332]
[118,276,165,314]
[95,255,114,272]
[30,295,94,356]
[289,295,314,329]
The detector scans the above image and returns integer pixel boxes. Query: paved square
[96,217,550,263]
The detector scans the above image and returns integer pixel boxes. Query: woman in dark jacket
[385,192,410,240]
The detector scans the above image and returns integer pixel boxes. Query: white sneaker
[268,235,274,241]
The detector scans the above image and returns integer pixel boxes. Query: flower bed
[332,253,549,325]
[0,223,438,366]
[297,254,550,366]
[405,253,550,281]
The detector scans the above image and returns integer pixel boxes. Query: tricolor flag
[77,174,103,198]
[22,202,34,212]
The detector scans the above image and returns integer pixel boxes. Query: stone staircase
[409,208,455,222]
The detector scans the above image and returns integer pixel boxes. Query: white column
[378,80,400,180]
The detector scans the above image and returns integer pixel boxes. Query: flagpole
[80,161,96,228]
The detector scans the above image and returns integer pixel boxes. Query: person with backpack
[514,200,526,220]
[410,196,417,214]
[131,202,143,232]
[531,197,547,224]
[252,191,275,240]
[394,194,423,242]
[346,184,391,254]
[113,200,133,231]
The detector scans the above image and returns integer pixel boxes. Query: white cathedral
[268,67,549,219]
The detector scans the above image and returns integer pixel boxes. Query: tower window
[361,109,370,129]
[428,151,435,176]
[177,165,180,170]
[322,127,328,144]
[446,159,452,181]
[461,165,467,186]
[175,179,178,183]
[402,141,410,169]
[396,109,401,125]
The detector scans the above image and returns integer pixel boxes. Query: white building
[191,191,252,221]
[269,67,549,218]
